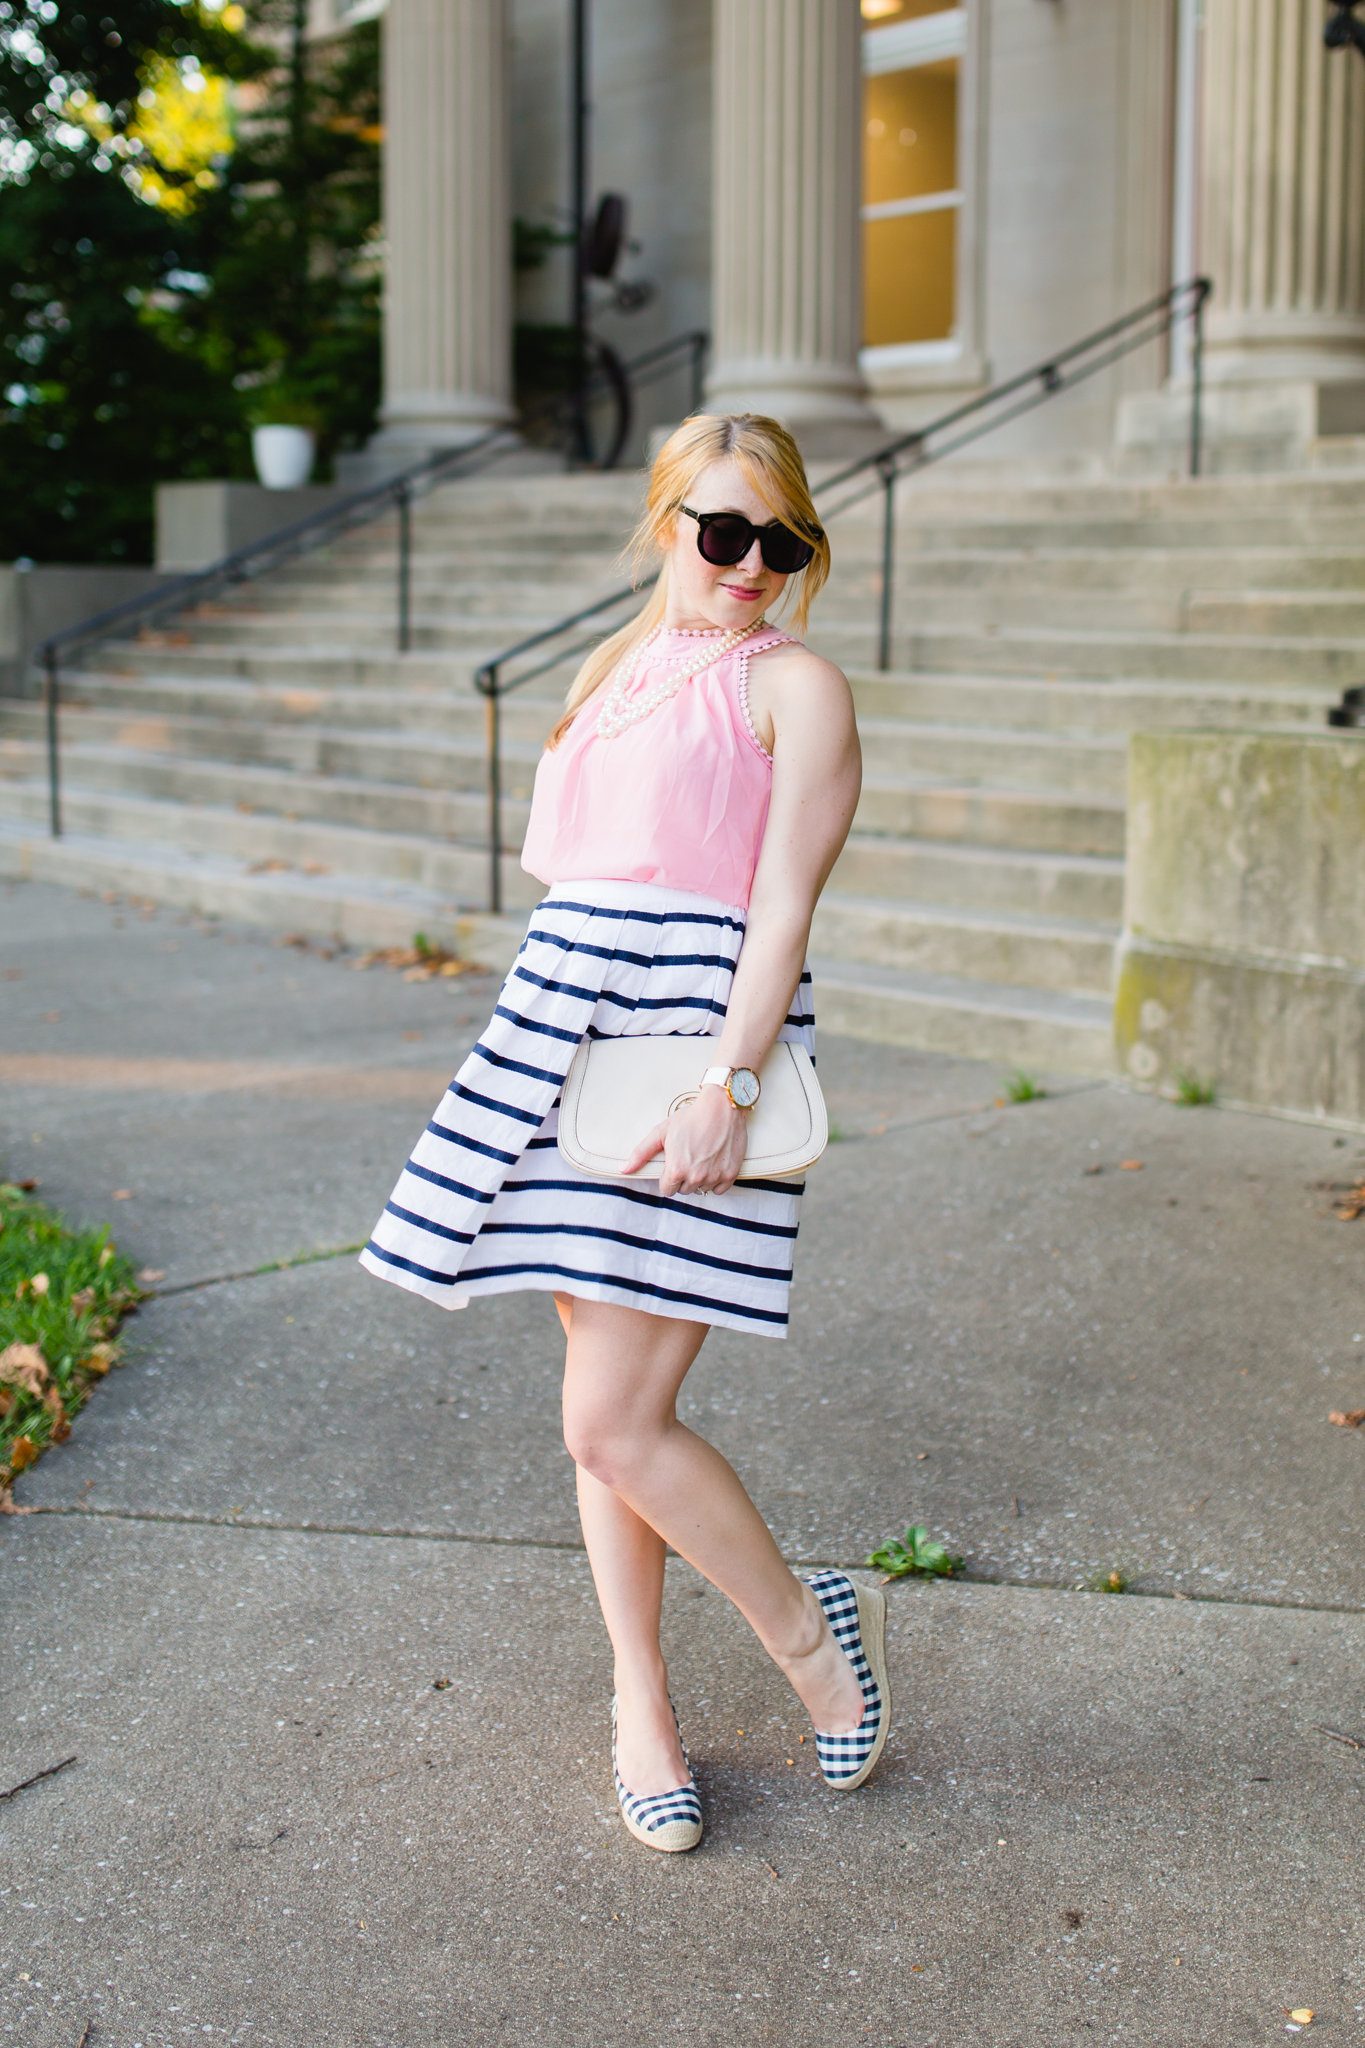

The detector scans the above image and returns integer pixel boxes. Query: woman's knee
[562,1395,655,1490]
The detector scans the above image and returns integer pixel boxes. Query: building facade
[348,0,1365,471]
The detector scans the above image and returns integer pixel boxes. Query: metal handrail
[472,277,1212,912]
[36,325,709,836]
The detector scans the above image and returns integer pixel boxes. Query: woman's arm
[621,649,861,1195]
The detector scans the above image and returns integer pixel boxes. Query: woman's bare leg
[554,1295,689,1794]
[558,1294,864,1793]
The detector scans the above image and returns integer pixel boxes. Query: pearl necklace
[594,619,766,738]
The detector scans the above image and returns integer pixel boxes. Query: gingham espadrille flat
[611,1696,703,1853]
[805,1569,891,1790]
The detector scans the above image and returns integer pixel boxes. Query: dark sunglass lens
[761,527,816,574]
[697,515,753,566]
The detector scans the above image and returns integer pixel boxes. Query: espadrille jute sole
[828,1580,890,1792]
[618,1804,703,1853]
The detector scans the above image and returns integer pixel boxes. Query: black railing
[473,277,1211,912]
[35,326,709,837]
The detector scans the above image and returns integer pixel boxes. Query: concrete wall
[1115,730,1365,1129]
[155,482,346,573]
[0,566,167,698]
[509,0,712,463]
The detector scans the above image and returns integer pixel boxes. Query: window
[861,8,967,353]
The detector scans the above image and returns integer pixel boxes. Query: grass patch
[1173,1070,1216,1107]
[1000,1070,1046,1105]
[0,1181,140,1499]
[867,1522,964,1580]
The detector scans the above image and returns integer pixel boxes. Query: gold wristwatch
[700,1063,761,1110]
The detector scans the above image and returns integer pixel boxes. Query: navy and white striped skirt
[359,879,814,1338]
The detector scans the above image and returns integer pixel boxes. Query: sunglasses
[677,503,822,576]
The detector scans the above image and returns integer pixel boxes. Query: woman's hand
[621,1085,749,1197]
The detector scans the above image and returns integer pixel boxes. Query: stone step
[169,610,598,655]
[846,670,1333,735]
[7,738,1100,860]
[830,832,1124,922]
[893,625,1365,687]
[856,776,1124,856]
[854,718,1127,796]
[1182,589,1365,638]
[101,642,490,689]
[1,702,545,792]
[810,891,1117,994]
[808,955,1115,1076]
[42,658,1332,753]
[0,818,529,967]
[880,545,1365,595]
[0,741,534,844]
[0,781,544,911]
[15,684,1137,802]
[849,511,1365,554]
[32,668,565,741]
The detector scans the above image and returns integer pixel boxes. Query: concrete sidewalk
[2,878,1363,2048]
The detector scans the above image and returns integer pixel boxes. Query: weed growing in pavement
[1174,1070,1216,1106]
[1087,1568,1134,1594]
[0,1182,140,1499]
[867,1523,964,1580]
[1001,1070,1046,1104]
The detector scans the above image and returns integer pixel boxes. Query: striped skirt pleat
[358,880,813,1338]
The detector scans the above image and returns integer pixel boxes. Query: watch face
[729,1066,761,1109]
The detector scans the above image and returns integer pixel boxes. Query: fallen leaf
[8,1435,39,1472]
[1329,1409,1365,1428]
[14,1177,38,1191]
[70,1287,96,1317]
[0,1342,50,1398]
[112,1190,133,1201]
[82,1343,116,1375]
[1120,1160,1144,1171]
[98,1245,114,1266]
[29,1271,49,1296]
[1289,2013,1314,2026]
[137,1269,166,1286]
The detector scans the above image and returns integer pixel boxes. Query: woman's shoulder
[749,633,851,699]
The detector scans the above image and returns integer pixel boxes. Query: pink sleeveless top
[520,624,792,911]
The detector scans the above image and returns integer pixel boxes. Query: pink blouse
[520,624,793,911]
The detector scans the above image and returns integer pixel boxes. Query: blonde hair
[546,412,830,747]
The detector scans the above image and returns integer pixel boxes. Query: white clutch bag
[558,1036,828,1182]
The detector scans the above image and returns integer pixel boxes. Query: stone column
[1200,0,1365,389]
[1119,0,1365,466]
[705,0,882,453]
[374,0,514,456]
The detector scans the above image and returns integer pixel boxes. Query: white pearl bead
[594,619,765,738]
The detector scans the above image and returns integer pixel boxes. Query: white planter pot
[251,423,316,490]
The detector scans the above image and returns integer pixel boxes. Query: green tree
[192,5,382,456]
[0,2,264,561]
[0,3,382,564]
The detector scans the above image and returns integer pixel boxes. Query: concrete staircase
[1,467,1356,1075]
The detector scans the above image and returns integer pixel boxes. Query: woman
[361,412,888,1853]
